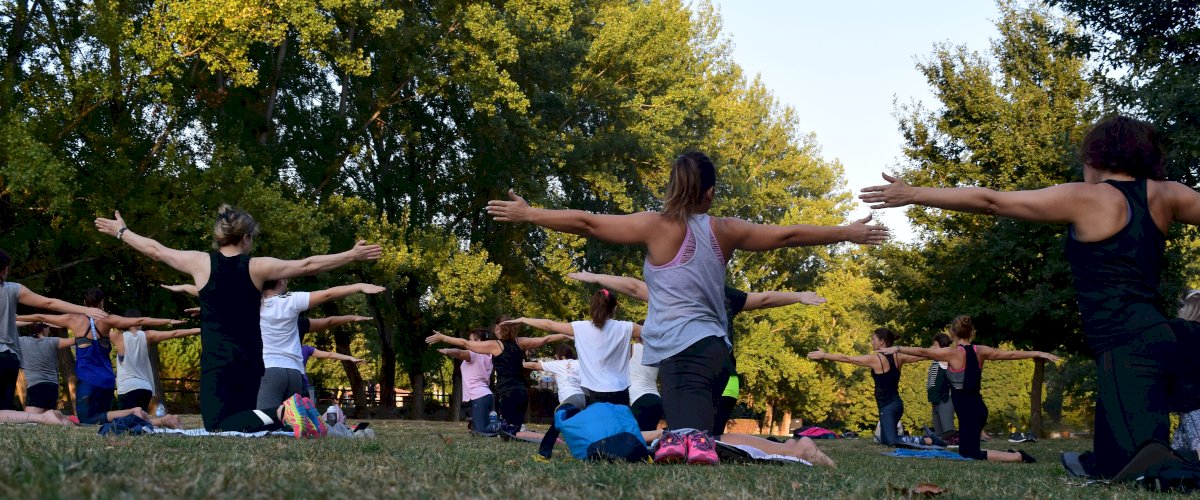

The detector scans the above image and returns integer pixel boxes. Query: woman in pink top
[437,328,495,435]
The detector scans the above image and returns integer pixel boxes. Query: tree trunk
[776,410,793,436]
[762,406,773,435]
[58,348,76,415]
[1030,358,1045,436]
[450,359,462,421]
[368,296,397,412]
[409,369,425,420]
[333,326,367,416]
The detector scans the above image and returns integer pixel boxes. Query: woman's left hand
[860,173,916,209]
[486,190,532,223]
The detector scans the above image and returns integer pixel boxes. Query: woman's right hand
[349,241,384,261]
[844,214,890,245]
[500,318,526,326]
[94,210,127,238]
[486,190,532,223]
[358,284,386,294]
[875,346,900,355]
[425,331,446,345]
[806,348,825,360]
[566,271,595,282]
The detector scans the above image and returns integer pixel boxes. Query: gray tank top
[640,214,728,365]
[0,282,21,361]
[19,336,59,386]
[116,330,155,395]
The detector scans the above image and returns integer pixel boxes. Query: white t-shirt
[628,342,659,403]
[540,359,583,404]
[116,330,155,395]
[260,292,311,371]
[570,319,633,392]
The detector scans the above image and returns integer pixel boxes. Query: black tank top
[492,340,525,394]
[1064,179,1167,355]
[872,353,901,405]
[198,252,264,373]
[956,344,982,396]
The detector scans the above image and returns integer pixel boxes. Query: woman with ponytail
[878,316,1059,463]
[489,151,887,464]
[808,328,928,447]
[95,205,382,435]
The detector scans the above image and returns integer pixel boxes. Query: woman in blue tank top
[489,151,887,464]
[862,115,1199,477]
[96,205,382,434]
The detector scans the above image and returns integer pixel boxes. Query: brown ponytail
[495,314,519,341]
[873,327,897,347]
[950,315,975,340]
[590,289,617,328]
[662,152,717,221]
[213,204,260,249]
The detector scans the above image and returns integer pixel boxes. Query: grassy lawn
[0,416,1181,499]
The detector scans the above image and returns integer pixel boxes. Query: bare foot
[152,415,182,429]
[791,437,837,467]
[39,411,70,427]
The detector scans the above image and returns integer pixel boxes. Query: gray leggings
[256,367,306,409]
[931,400,955,435]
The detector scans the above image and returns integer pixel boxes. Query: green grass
[0,416,1185,498]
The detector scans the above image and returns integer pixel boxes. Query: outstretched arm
[16,314,75,330]
[438,348,472,362]
[305,315,373,333]
[311,349,365,363]
[975,345,1060,363]
[522,361,544,371]
[105,315,185,331]
[161,284,199,297]
[16,286,107,319]
[877,345,959,363]
[307,284,386,309]
[860,173,1092,223]
[95,211,209,279]
[501,317,574,336]
[249,241,383,286]
[145,328,201,343]
[742,291,826,311]
[806,348,879,369]
[487,190,660,246]
[425,331,503,356]
[516,334,572,351]
[567,272,649,302]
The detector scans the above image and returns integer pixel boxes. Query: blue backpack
[555,403,650,462]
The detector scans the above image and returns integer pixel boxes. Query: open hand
[1040,352,1061,363]
[806,348,825,360]
[84,307,109,319]
[353,316,374,322]
[875,346,900,355]
[845,214,890,245]
[350,240,384,261]
[184,307,200,317]
[859,173,916,210]
[798,292,827,306]
[500,318,526,326]
[486,190,532,223]
[94,210,127,238]
[358,284,386,294]
[566,272,595,282]
[425,331,446,345]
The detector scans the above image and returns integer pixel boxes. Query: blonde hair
[950,315,975,340]
[213,204,260,249]
[1179,290,1200,322]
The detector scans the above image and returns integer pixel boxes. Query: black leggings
[496,388,528,434]
[201,362,280,432]
[952,391,988,460]
[658,335,731,433]
[633,394,665,432]
[1092,324,1174,478]
[0,352,19,411]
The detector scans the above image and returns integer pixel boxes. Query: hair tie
[217,212,230,221]
[601,289,610,299]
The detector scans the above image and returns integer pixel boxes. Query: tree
[876,0,1098,436]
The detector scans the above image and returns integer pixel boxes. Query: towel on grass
[716,441,813,466]
[883,448,971,461]
[150,427,294,438]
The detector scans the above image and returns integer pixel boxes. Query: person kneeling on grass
[17,322,73,417]
[437,328,496,436]
[524,343,584,459]
[877,315,1059,463]
[113,309,203,429]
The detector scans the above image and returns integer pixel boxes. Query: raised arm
[860,173,1093,224]
[742,291,826,311]
[15,314,76,330]
[95,211,209,279]
[144,328,201,343]
[16,286,107,319]
[425,331,503,356]
[105,315,185,331]
[806,348,880,369]
[248,241,383,286]
[975,345,1060,363]
[438,348,472,362]
[305,315,373,333]
[516,334,572,351]
[567,272,649,302]
[161,284,199,297]
[311,348,365,363]
[1165,180,1200,226]
[501,317,574,336]
[307,284,386,309]
[522,361,544,371]
[487,190,661,246]
[877,345,960,363]
[716,215,888,253]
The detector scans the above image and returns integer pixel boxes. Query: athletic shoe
[654,430,688,464]
[1008,448,1037,463]
[280,395,311,439]
[533,454,551,463]
[686,431,719,465]
[1008,432,1028,443]
[300,397,327,437]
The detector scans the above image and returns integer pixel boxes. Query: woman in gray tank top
[489,151,888,464]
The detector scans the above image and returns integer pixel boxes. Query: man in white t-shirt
[523,344,584,459]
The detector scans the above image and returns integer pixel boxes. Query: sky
[708,1,1004,242]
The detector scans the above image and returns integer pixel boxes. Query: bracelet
[117,227,128,240]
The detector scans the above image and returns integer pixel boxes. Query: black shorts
[118,389,153,411]
[25,382,58,410]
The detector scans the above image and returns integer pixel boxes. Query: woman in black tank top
[881,316,1058,463]
[426,314,572,438]
[809,328,925,446]
[863,116,1200,477]
[96,205,382,433]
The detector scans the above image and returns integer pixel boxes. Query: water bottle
[325,406,338,427]
[487,411,499,433]
[155,400,167,418]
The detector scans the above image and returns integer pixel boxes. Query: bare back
[1071,180,1173,242]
